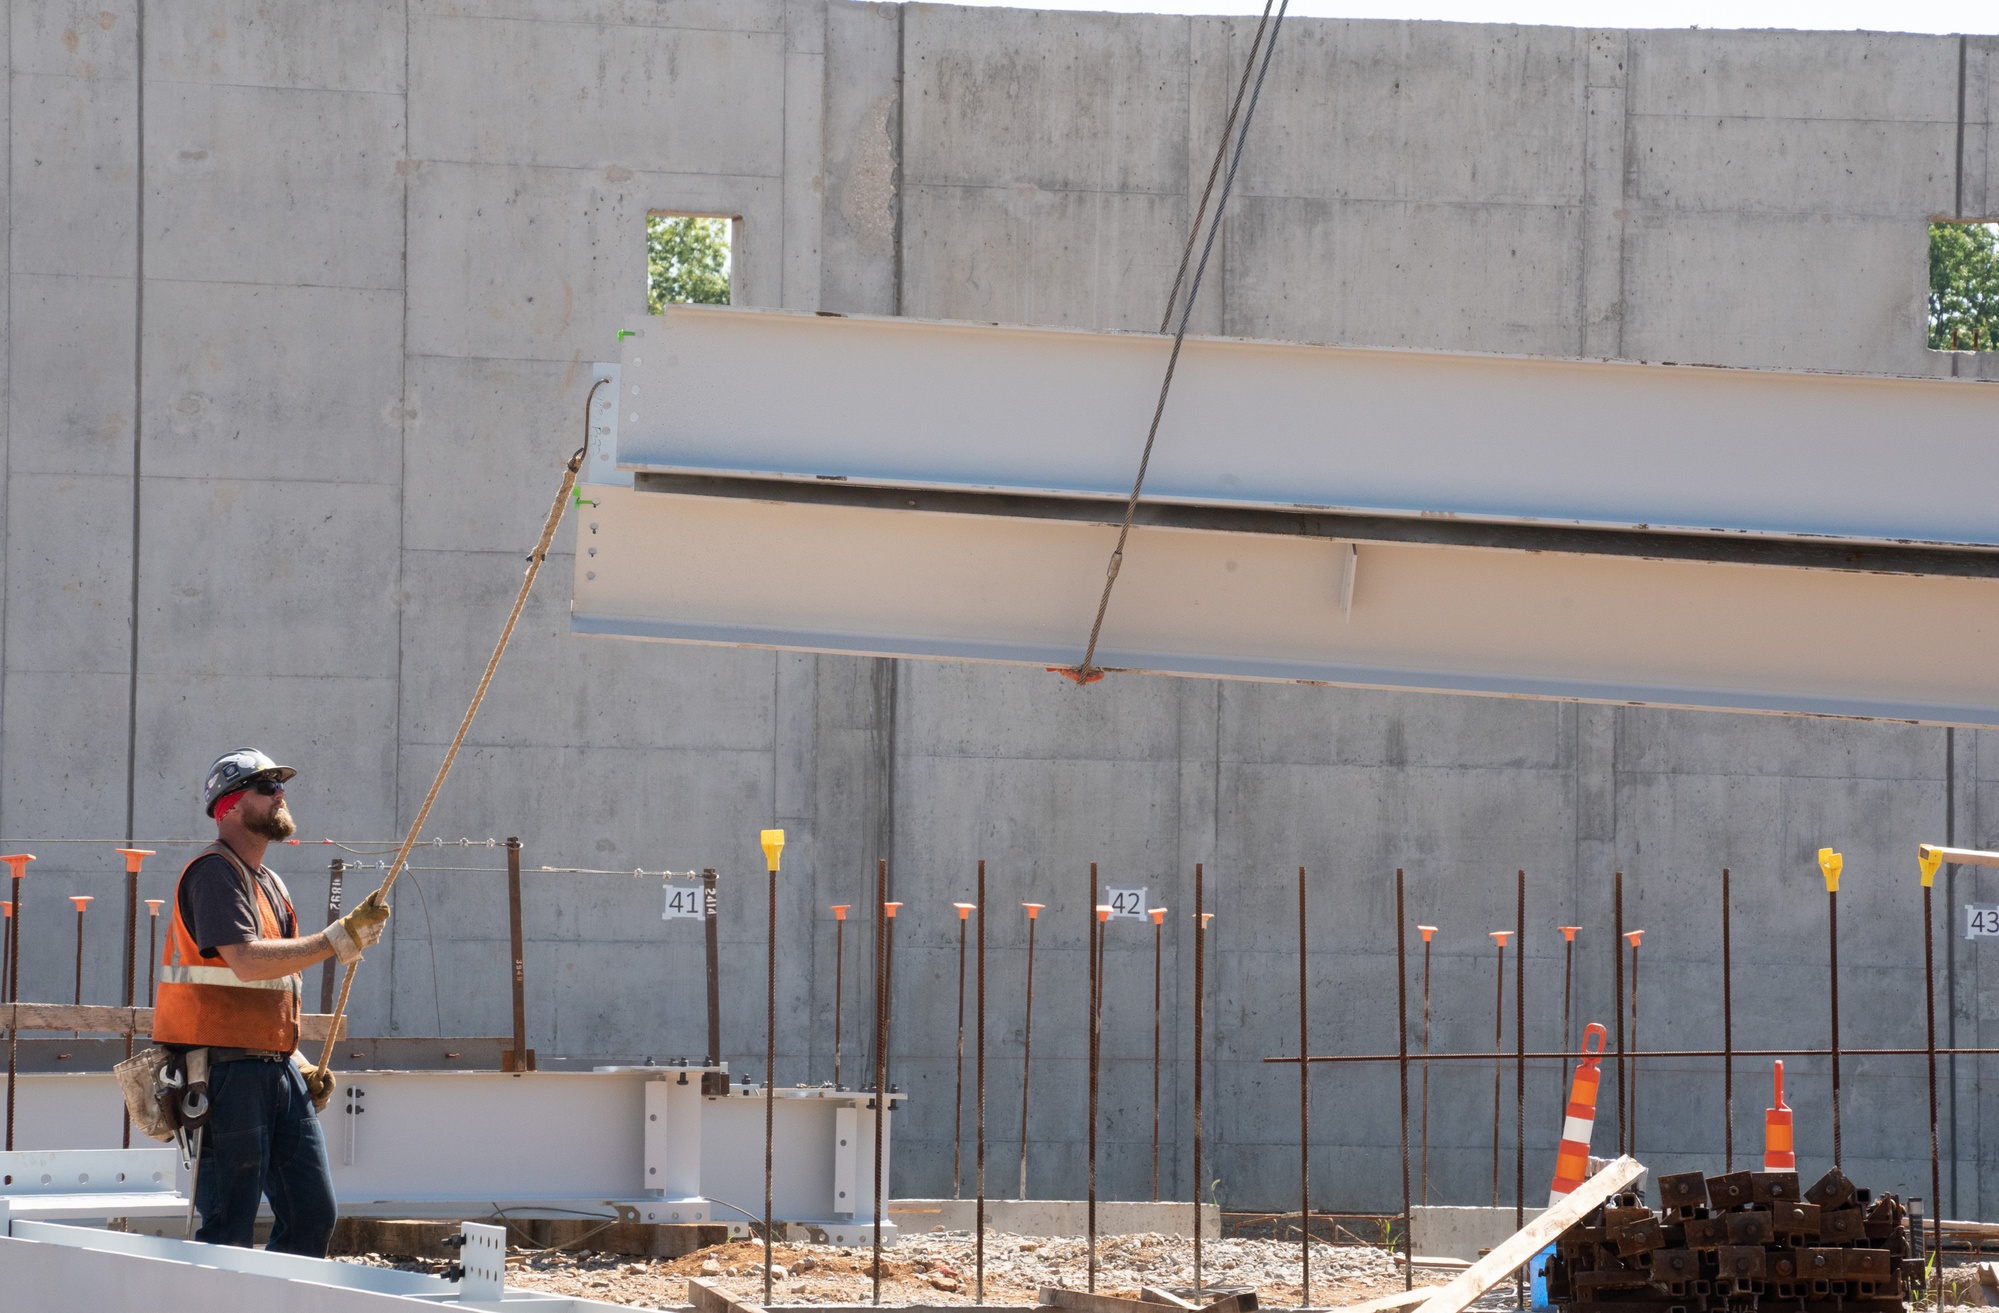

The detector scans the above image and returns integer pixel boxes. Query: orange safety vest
[151,843,301,1053]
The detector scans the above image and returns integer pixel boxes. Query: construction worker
[151,747,391,1254]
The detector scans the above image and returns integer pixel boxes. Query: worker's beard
[243,801,297,841]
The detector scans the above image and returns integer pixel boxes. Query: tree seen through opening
[649,214,731,312]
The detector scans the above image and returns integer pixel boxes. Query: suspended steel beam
[571,307,1999,726]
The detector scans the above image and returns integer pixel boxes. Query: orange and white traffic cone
[1764,1060,1795,1169]
[1548,1022,1608,1205]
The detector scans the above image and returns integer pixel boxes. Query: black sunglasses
[248,779,286,797]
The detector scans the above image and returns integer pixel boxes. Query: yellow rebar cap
[760,829,785,872]
[1918,845,1943,888]
[1817,847,1842,892]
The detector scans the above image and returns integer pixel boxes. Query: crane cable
[314,375,609,1074]
[1058,0,1291,685]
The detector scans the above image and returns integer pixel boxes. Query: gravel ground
[346,1232,1447,1308]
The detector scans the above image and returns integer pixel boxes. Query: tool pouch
[113,1045,212,1142]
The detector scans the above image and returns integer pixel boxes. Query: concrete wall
[4,1,1998,1218]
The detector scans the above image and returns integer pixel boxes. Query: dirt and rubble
[345,1231,1445,1308]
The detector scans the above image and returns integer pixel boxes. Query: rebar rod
[1270,1044,1999,1064]
[873,859,888,1306]
[1298,865,1310,1310]
[1491,930,1504,1207]
[764,855,777,1306]
[1396,868,1413,1292]
[1722,867,1734,1170]
[1515,871,1525,1310]
[1629,933,1641,1161]
[1924,875,1941,1312]
[1193,863,1206,1299]
[1829,883,1843,1169]
[833,908,846,1089]
[1088,862,1100,1294]
[1421,926,1433,1206]
[1018,903,1040,1200]
[1153,908,1163,1202]
[955,906,968,1199]
[976,860,988,1303]
[1614,871,1627,1155]
[5,866,20,1150]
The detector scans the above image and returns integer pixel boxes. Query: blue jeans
[193,1057,337,1255]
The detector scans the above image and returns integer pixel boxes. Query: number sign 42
[1105,887,1147,920]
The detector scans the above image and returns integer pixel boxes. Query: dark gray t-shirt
[177,851,297,960]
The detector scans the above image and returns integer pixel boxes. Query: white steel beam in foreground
[572,308,1999,725]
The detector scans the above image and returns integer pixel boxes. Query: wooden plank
[1,1003,345,1042]
[1331,1289,1436,1313]
[1140,1288,1200,1309]
[1408,1156,1646,1313]
[1919,845,1999,869]
[1042,1287,1163,1313]
[687,1275,766,1313]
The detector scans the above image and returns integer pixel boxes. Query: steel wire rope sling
[1057,0,1291,684]
[313,376,607,1075]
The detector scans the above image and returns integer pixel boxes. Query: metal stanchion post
[1088,862,1101,1294]
[1613,872,1626,1155]
[1515,872,1526,1310]
[1299,865,1310,1309]
[1193,867,1210,1300]
[322,858,346,1016]
[1558,926,1578,1116]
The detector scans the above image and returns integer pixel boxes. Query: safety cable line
[1063,2,1291,683]
[1156,1,1275,338]
[314,376,606,1075]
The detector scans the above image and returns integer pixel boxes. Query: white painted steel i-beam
[572,308,1999,725]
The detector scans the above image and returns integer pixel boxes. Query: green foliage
[1929,221,1999,351]
[648,215,731,312]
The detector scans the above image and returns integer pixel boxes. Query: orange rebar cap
[1418,925,1438,942]
[953,902,976,920]
[1490,930,1512,947]
[145,899,165,916]
[69,895,94,911]
[1096,904,1113,922]
[883,901,902,919]
[831,904,850,921]
[1148,907,1168,925]
[0,854,35,877]
[1624,930,1644,947]
[1559,925,1581,942]
[1022,902,1045,919]
[115,848,156,875]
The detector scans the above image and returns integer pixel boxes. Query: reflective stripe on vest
[157,962,302,993]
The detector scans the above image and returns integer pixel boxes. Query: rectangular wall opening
[1929,220,1999,351]
[648,213,735,311]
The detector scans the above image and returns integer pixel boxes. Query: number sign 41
[663,881,709,920]
[1105,887,1148,920]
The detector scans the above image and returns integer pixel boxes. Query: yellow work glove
[299,1062,336,1113]
[325,888,391,964]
